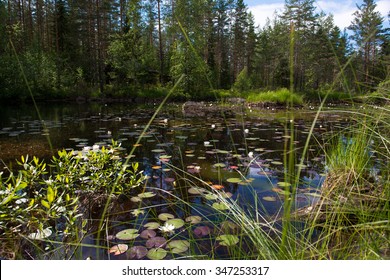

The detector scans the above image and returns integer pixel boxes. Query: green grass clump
[245,88,303,105]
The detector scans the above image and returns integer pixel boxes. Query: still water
[0,101,351,259]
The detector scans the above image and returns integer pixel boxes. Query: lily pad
[271,161,283,165]
[188,187,204,195]
[109,244,128,256]
[167,240,190,254]
[213,163,226,168]
[194,226,211,237]
[277,181,291,188]
[140,229,157,239]
[151,149,165,153]
[204,193,218,200]
[144,222,161,230]
[130,196,142,203]
[147,248,167,260]
[185,215,202,224]
[167,218,185,229]
[212,202,229,211]
[262,196,277,202]
[146,236,167,248]
[28,228,52,240]
[220,221,240,234]
[116,229,139,240]
[158,213,175,221]
[216,234,239,246]
[127,246,148,260]
[226,177,242,184]
[137,192,156,198]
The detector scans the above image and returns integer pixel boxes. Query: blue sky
[246,0,390,30]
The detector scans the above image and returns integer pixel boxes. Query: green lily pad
[185,215,202,224]
[130,196,142,203]
[147,248,167,260]
[188,187,204,195]
[212,202,229,211]
[168,218,185,229]
[144,222,161,230]
[116,229,139,240]
[158,213,175,221]
[262,196,277,202]
[109,244,128,256]
[137,192,156,198]
[28,228,52,240]
[127,246,148,260]
[167,240,190,254]
[277,181,291,188]
[213,163,226,168]
[204,193,218,200]
[216,234,239,246]
[151,149,165,153]
[226,177,242,184]
[220,221,240,234]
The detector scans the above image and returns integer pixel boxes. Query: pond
[0,101,353,259]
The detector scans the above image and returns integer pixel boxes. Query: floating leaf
[220,221,240,234]
[188,187,204,195]
[204,193,218,200]
[158,213,174,221]
[151,149,165,153]
[220,192,233,199]
[116,229,139,240]
[167,240,190,254]
[212,202,229,211]
[277,182,291,188]
[138,192,156,198]
[213,163,226,168]
[143,222,159,230]
[146,237,167,248]
[185,216,202,224]
[152,165,162,170]
[140,229,157,239]
[28,228,52,240]
[130,196,142,203]
[194,226,211,237]
[127,246,148,260]
[131,209,145,217]
[271,161,283,165]
[226,177,242,184]
[216,235,239,246]
[109,244,128,256]
[262,196,277,202]
[147,248,167,260]
[211,184,224,190]
[168,218,185,229]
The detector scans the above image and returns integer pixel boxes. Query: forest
[0,0,388,101]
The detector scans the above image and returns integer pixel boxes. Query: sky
[246,0,390,30]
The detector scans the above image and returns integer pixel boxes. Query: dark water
[0,102,351,259]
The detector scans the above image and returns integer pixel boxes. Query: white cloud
[248,1,390,30]
[248,3,285,28]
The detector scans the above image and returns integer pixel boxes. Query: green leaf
[137,192,156,198]
[158,213,175,221]
[212,202,229,211]
[216,234,239,246]
[147,248,167,260]
[167,240,190,254]
[41,200,50,209]
[47,186,55,204]
[116,229,139,240]
[185,215,202,224]
[226,177,242,184]
[168,218,185,229]
[144,222,161,230]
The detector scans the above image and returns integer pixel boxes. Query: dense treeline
[0,0,388,101]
